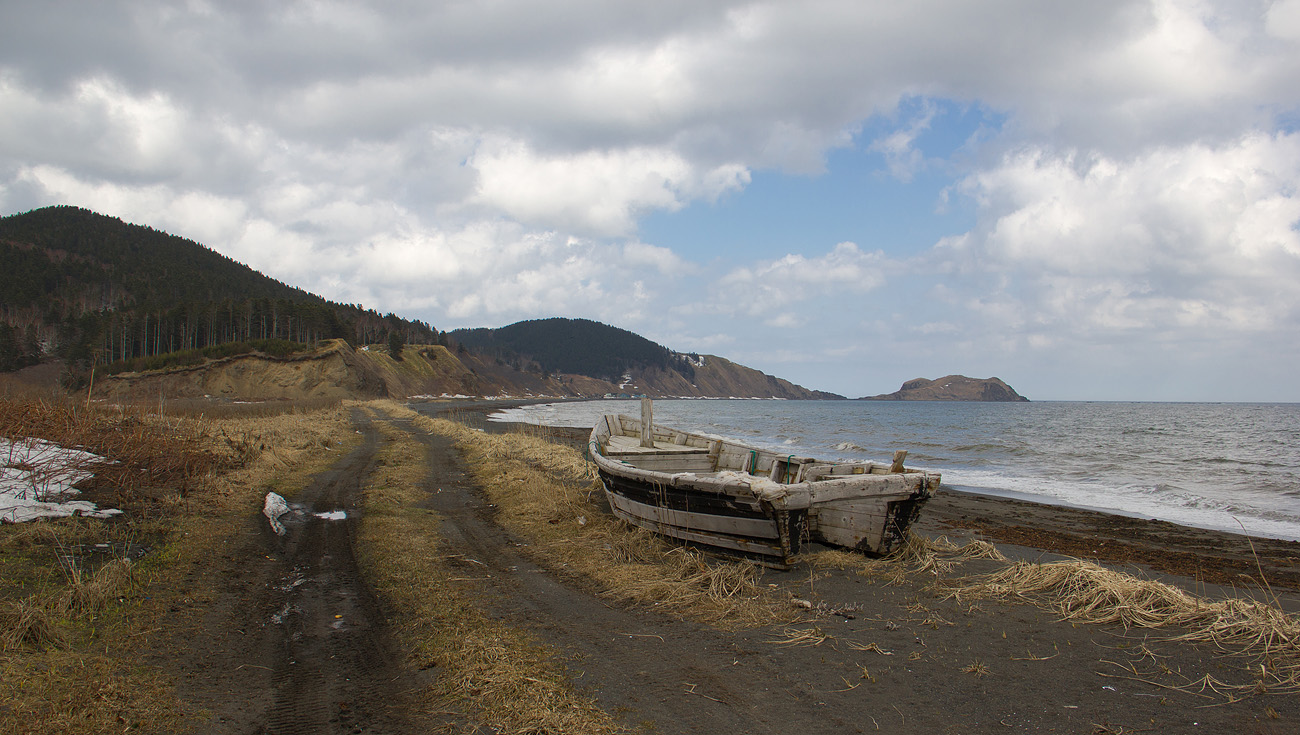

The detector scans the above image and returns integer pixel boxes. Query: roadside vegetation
[356,409,623,734]
[0,393,352,734]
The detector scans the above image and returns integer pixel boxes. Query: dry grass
[355,411,623,735]
[801,532,1004,589]
[0,651,185,734]
[0,396,229,502]
[0,394,357,734]
[947,559,1300,694]
[383,403,793,629]
[58,558,136,614]
[0,596,63,651]
[806,527,1300,697]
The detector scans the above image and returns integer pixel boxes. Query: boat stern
[810,474,938,556]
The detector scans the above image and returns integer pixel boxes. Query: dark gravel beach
[407,398,1300,733]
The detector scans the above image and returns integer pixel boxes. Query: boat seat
[619,453,716,473]
[604,434,709,455]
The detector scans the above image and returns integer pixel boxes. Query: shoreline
[919,488,1300,597]
[411,397,1300,595]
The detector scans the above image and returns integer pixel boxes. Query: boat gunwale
[589,414,940,511]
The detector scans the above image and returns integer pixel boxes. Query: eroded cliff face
[862,375,1029,402]
[95,341,387,402]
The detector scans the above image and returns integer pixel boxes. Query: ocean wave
[946,469,1300,541]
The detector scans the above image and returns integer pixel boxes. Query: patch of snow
[313,510,347,521]
[1,438,121,523]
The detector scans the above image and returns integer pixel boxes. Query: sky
[2,1,1299,401]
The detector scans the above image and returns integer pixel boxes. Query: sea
[489,399,1300,542]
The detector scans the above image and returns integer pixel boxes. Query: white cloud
[937,132,1300,341]
[1266,0,1300,41]
[621,241,694,275]
[868,100,939,181]
[716,242,890,316]
[468,138,748,236]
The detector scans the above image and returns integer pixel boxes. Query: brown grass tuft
[59,558,136,614]
[948,559,1300,694]
[0,596,64,651]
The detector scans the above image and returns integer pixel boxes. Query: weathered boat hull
[590,408,939,566]
[597,467,795,559]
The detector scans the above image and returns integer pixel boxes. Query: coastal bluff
[861,375,1029,402]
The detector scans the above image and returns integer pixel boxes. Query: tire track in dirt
[391,414,866,735]
[174,411,432,734]
[260,415,417,735]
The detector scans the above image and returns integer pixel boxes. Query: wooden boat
[590,400,940,566]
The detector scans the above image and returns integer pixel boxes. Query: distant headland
[861,375,1029,402]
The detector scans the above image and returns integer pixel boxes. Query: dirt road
[398,414,883,734]
[160,407,1299,735]
[160,412,432,734]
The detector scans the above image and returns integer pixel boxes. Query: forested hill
[0,205,837,400]
[448,318,841,400]
[0,205,314,308]
[0,206,438,374]
[451,318,693,383]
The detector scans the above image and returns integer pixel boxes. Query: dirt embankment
[95,341,388,402]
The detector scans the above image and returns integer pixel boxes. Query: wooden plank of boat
[606,491,786,558]
[613,454,715,473]
[606,490,781,539]
[812,498,892,551]
[604,434,709,456]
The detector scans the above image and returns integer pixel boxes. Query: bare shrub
[0,596,64,651]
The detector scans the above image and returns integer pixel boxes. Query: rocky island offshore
[862,374,1028,402]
